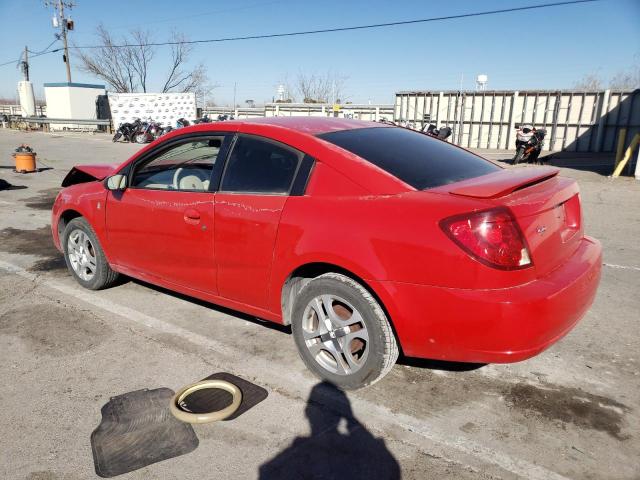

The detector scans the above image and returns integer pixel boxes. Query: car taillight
[440,207,532,270]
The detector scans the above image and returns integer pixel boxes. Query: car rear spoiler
[448,166,560,199]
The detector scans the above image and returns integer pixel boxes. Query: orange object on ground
[13,151,37,173]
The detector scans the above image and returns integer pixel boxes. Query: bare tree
[128,30,154,92]
[76,25,138,92]
[160,33,209,93]
[296,71,348,103]
[76,25,210,94]
[610,65,640,90]
[573,73,603,91]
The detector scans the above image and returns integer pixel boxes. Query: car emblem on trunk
[536,226,547,234]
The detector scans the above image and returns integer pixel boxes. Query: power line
[0,38,61,67]
[0,0,598,67]
[28,37,61,55]
[70,0,599,49]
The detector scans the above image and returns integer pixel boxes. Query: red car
[52,117,602,389]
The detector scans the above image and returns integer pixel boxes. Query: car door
[214,133,312,309]
[106,134,230,294]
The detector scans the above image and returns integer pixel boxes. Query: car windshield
[318,127,500,190]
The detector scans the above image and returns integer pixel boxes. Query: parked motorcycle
[131,119,154,144]
[216,114,234,121]
[423,123,452,140]
[147,120,165,140]
[176,118,190,129]
[513,125,546,164]
[193,115,211,124]
[112,118,141,143]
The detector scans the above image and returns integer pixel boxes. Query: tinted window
[318,127,499,189]
[221,135,301,194]
[132,138,223,191]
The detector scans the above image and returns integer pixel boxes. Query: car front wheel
[291,273,399,390]
[63,217,119,290]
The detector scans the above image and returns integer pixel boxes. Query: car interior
[132,138,222,191]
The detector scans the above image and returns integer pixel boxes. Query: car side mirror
[106,174,127,191]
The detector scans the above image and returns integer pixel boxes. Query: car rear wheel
[291,273,398,390]
[63,217,119,290]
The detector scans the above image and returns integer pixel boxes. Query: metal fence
[395,89,640,152]
[204,103,394,121]
[0,104,46,116]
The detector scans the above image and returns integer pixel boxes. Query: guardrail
[3,115,112,132]
[203,103,394,121]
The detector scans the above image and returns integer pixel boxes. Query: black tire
[529,149,540,164]
[112,132,122,142]
[291,273,399,390]
[513,148,524,165]
[62,217,119,290]
[134,132,150,144]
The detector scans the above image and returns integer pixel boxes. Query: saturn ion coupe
[52,117,602,389]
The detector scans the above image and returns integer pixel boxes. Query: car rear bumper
[371,236,602,363]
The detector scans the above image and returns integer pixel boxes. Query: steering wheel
[173,167,209,190]
[172,167,184,190]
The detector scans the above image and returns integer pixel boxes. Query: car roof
[229,116,388,135]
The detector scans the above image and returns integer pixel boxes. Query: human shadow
[259,381,400,480]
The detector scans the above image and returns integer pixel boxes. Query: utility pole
[233,82,237,108]
[47,0,74,82]
[60,0,71,82]
[23,46,29,81]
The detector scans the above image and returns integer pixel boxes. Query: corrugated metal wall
[395,90,640,152]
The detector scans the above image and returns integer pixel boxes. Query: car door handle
[184,208,201,224]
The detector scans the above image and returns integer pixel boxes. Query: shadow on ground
[0,178,27,190]
[259,381,400,479]
[22,188,60,210]
[0,225,66,272]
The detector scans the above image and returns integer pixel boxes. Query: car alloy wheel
[292,273,398,389]
[62,217,120,290]
[301,294,369,376]
[67,229,97,281]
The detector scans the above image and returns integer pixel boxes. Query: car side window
[220,135,302,194]
[132,137,224,191]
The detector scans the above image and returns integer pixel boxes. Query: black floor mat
[180,372,269,420]
[91,388,199,478]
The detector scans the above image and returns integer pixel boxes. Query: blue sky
[0,0,638,105]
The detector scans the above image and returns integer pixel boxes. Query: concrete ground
[0,128,638,480]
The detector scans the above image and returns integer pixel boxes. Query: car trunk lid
[443,167,583,277]
[447,166,560,199]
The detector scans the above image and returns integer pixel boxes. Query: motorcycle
[193,115,211,124]
[423,123,452,140]
[513,125,546,164]
[131,119,155,144]
[112,118,141,143]
[216,114,234,121]
[176,118,190,129]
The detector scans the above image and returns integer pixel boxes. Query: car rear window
[318,127,499,190]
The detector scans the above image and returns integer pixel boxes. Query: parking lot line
[603,263,640,272]
[0,257,572,480]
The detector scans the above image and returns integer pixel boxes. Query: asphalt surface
[0,128,638,480]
